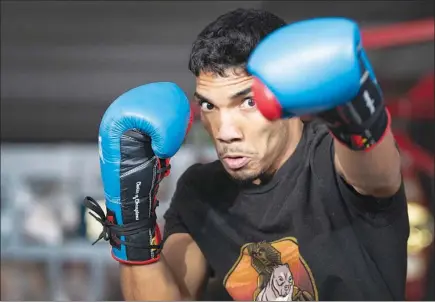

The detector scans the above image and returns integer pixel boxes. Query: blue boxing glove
[84,82,192,264]
[248,18,389,151]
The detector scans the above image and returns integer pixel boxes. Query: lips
[222,156,250,170]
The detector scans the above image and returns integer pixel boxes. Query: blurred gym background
[1,1,434,300]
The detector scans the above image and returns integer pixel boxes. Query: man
[85,8,409,301]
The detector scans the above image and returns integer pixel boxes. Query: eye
[240,97,256,109]
[278,277,283,282]
[200,101,215,112]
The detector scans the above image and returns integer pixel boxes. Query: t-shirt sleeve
[162,200,189,240]
[162,164,201,240]
[330,140,408,225]
[310,127,409,297]
[335,166,407,224]
[310,125,408,225]
[330,139,409,297]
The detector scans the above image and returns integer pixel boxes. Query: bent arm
[334,129,402,198]
[120,257,181,301]
[120,233,208,301]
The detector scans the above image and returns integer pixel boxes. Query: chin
[224,166,263,184]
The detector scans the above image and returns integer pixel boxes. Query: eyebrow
[230,87,252,99]
[193,87,252,104]
[193,92,210,103]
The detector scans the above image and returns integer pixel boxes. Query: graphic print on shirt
[223,237,318,301]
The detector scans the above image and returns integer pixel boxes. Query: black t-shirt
[163,121,409,301]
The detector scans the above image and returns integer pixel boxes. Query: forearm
[334,129,402,197]
[120,256,183,301]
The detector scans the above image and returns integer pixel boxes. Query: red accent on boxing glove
[112,224,162,266]
[186,108,194,134]
[252,77,282,120]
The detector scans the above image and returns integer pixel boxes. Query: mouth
[221,155,251,170]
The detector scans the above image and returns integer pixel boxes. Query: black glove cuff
[83,196,162,263]
[318,58,390,151]
[328,107,390,151]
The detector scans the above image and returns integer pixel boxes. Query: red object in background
[362,18,434,49]
[191,102,200,117]
[387,73,435,120]
[408,73,435,107]
[394,130,434,178]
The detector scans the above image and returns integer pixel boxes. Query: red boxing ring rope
[362,18,434,49]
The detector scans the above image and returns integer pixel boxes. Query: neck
[271,118,304,173]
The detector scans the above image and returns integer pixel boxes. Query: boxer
[85,9,409,301]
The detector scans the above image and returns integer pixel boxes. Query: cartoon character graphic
[247,241,283,298]
[224,238,317,301]
[256,263,294,301]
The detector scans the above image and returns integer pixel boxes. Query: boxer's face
[195,69,292,183]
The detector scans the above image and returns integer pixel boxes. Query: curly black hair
[188,8,287,77]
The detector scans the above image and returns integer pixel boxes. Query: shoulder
[295,121,337,194]
[163,161,226,227]
[304,121,408,222]
[167,159,236,222]
[176,160,226,185]
[303,120,331,151]
[174,160,232,198]
[294,120,332,168]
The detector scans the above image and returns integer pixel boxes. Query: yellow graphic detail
[224,237,318,301]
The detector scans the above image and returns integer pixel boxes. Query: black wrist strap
[83,196,161,251]
[327,105,390,151]
[319,56,390,151]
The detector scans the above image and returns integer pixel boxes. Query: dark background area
[1,1,434,300]
[1,0,434,142]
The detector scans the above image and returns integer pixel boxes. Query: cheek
[201,113,215,135]
[265,121,285,145]
[245,117,280,153]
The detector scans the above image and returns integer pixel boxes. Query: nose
[216,111,243,144]
[284,285,289,291]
